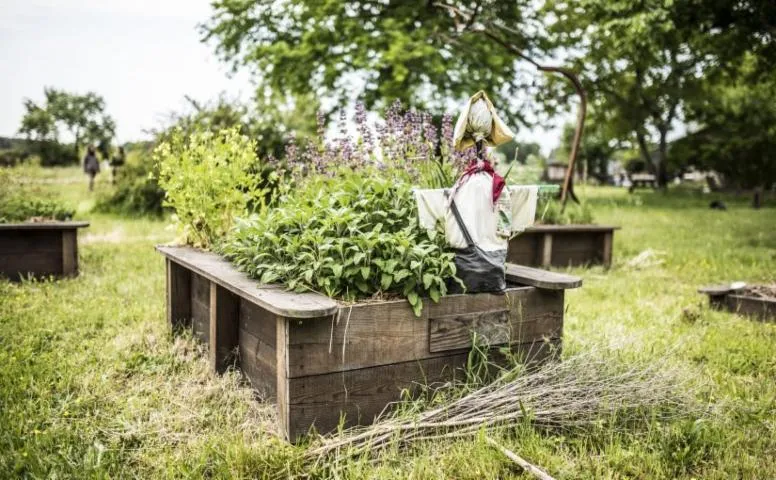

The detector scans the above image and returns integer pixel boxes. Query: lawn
[1,166,775,479]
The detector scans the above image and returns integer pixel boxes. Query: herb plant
[155,127,270,248]
[221,168,459,316]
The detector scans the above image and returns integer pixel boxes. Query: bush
[95,153,166,216]
[221,168,458,316]
[0,170,74,222]
[155,127,270,248]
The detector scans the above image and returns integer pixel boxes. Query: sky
[0,0,562,152]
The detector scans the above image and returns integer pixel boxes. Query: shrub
[535,198,594,225]
[155,127,270,248]
[95,152,165,216]
[0,170,74,222]
[221,168,458,316]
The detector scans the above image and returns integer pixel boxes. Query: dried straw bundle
[306,348,701,462]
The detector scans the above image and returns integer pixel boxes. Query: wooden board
[507,226,619,268]
[505,263,582,290]
[190,272,210,343]
[166,259,192,330]
[727,295,775,321]
[283,339,560,440]
[284,287,564,378]
[238,299,277,396]
[429,309,510,353]
[0,221,89,230]
[157,246,338,318]
[209,283,240,373]
[0,223,88,280]
[525,225,620,233]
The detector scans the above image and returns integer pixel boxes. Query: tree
[201,1,544,123]
[18,88,116,165]
[495,140,541,164]
[556,117,621,184]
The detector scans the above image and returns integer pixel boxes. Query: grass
[1,165,775,478]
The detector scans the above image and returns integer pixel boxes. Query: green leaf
[423,273,434,290]
[429,287,440,303]
[381,273,392,290]
[360,266,370,280]
[407,291,419,307]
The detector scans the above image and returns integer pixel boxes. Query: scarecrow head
[453,91,515,153]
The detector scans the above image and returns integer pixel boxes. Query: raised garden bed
[157,245,582,441]
[507,225,620,268]
[0,221,89,281]
[699,284,776,322]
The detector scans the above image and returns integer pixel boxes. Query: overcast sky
[1,0,562,152]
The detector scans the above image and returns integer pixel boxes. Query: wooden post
[601,232,613,268]
[276,316,290,440]
[166,259,191,331]
[209,282,239,373]
[61,229,77,276]
[538,233,553,268]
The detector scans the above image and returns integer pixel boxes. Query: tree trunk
[657,130,669,190]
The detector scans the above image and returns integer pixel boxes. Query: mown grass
[1,166,775,478]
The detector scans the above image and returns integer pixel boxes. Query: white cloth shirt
[414,175,538,252]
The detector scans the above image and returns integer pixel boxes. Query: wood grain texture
[0,221,89,230]
[505,263,582,290]
[285,339,561,440]
[727,295,775,322]
[276,317,290,440]
[238,299,277,396]
[601,232,613,268]
[508,227,619,268]
[190,273,210,344]
[166,259,192,330]
[156,246,338,318]
[0,229,63,280]
[429,309,510,353]
[539,233,553,267]
[61,229,76,276]
[209,283,240,373]
[525,225,620,233]
[285,287,564,378]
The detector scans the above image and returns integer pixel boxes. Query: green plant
[0,169,73,222]
[535,198,594,225]
[95,152,166,217]
[155,127,269,248]
[221,168,459,316]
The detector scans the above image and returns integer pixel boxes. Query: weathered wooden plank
[61,229,76,276]
[166,259,192,330]
[601,232,613,268]
[505,263,582,290]
[238,329,277,397]
[276,317,290,440]
[698,284,739,295]
[0,251,62,279]
[539,233,553,267]
[506,234,538,266]
[156,246,338,318]
[209,282,240,373]
[0,221,90,230]
[190,272,210,343]
[285,287,564,378]
[429,309,510,353]
[285,339,561,440]
[239,299,276,348]
[727,295,776,322]
[525,225,620,233]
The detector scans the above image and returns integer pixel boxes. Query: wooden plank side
[505,264,582,290]
[285,287,563,378]
[525,225,620,233]
[239,329,277,397]
[539,232,553,267]
[156,246,337,318]
[0,221,90,230]
[601,232,613,268]
[239,299,276,348]
[276,317,290,440]
[210,283,240,373]
[506,233,538,266]
[0,229,64,280]
[61,229,76,276]
[285,339,561,441]
[190,272,210,343]
[166,259,192,330]
[429,309,510,353]
[727,295,776,322]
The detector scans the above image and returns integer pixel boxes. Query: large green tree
[201,0,544,123]
[18,88,116,164]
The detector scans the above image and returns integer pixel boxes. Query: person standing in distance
[83,144,100,191]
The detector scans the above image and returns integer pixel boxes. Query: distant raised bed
[507,225,620,268]
[0,221,89,281]
[157,246,582,442]
[699,284,776,322]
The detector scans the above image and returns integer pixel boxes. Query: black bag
[447,195,507,294]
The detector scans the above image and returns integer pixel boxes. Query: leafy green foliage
[155,127,269,248]
[0,170,73,222]
[95,150,166,217]
[18,88,116,165]
[201,1,541,124]
[535,198,594,225]
[221,169,458,316]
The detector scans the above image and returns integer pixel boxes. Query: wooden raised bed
[699,284,776,322]
[157,246,582,441]
[507,225,620,268]
[0,221,89,281]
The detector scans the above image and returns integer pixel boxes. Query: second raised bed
[157,246,582,441]
[507,224,620,268]
[0,221,89,281]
